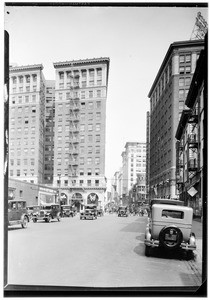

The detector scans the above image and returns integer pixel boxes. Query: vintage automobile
[32,204,61,223]
[27,205,40,220]
[27,206,34,219]
[144,199,196,258]
[8,200,29,228]
[80,205,97,220]
[61,205,75,218]
[97,208,104,217]
[118,206,128,217]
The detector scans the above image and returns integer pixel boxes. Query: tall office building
[121,142,146,196]
[52,57,110,210]
[9,64,46,184]
[148,40,204,199]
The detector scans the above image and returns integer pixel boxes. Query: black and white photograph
[4,2,208,297]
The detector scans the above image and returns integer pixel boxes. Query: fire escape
[187,107,199,183]
[69,71,80,181]
[176,140,184,199]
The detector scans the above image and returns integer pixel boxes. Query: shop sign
[187,186,198,197]
[61,193,68,201]
[87,193,99,203]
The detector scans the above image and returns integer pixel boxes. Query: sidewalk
[192,218,203,269]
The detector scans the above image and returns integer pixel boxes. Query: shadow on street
[134,241,196,261]
[120,217,147,233]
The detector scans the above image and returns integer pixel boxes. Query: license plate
[165,234,177,241]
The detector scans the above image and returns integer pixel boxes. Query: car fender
[145,226,152,241]
[189,233,196,246]
[21,214,29,223]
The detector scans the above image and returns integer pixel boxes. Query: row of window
[10,148,37,156]
[11,106,37,113]
[80,123,101,132]
[59,89,103,100]
[56,100,102,111]
[58,80,102,89]
[11,94,37,104]
[79,134,101,143]
[11,86,38,93]
[58,68,102,80]
[10,139,35,146]
[56,179,101,187]
[57,156,101,166]
[56,168,101,177]
[11,74,37,84]
[10,117,37,125]
[10,127,38,134]
[80,112,101,122]
[10,169,35,177]
[79,157,100,165]
[10,158,35,166]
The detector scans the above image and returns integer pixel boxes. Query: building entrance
[71,193,83,212]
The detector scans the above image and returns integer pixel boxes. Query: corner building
[9,64,46,184]
[53,58,110,210]
[148,40,204,199]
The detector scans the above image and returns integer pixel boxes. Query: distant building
[9,64,46,184]
[148,39,204,199]
[175,40,207,216]
[111,169,123,206]
[121,142,146,197]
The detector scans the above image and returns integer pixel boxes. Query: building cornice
[9,64,44,73]
[148,39,205,98]
[53,57,110,69]
[185,49,205,108]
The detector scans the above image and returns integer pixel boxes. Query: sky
[4,3,208,190]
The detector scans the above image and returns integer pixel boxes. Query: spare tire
[159,226,183,250]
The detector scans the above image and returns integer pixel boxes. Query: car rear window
[162,209,184,219]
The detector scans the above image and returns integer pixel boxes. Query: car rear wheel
[48,215,52,223]
[21,216,28,228]
[159,226,183,250]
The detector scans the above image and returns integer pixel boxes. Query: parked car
[27,206,34,219]
[61,205,75,217]
[97,208,104,217]
[80,205,97,220]
[8,200,29,228]
[32,204,61,223]
[27,205,40,220]
[118,206,128,217]
[144,199,196,258]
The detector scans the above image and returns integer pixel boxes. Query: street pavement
[6,213,204,289]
